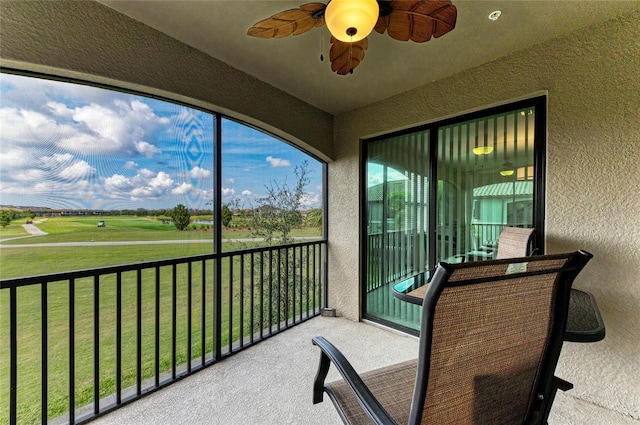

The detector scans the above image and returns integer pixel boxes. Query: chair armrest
[312,336,396,425]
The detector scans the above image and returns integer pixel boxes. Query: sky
[0,73,323,211]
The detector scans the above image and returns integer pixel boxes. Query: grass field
[0,216,322,424]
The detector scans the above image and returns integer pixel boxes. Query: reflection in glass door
[362,97,545,332]
[437,107,537,263]
[364,132,430,331]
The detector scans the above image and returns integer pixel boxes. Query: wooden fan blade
[329,37,368,75]
[247,3,326,39]
[375,0,457,43]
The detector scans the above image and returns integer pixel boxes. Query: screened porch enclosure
[363,98,544,331]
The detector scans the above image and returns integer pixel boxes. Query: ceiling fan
[247,0,457,75]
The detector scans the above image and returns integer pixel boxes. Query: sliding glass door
[362,97,545,332]
[364,132,430,330]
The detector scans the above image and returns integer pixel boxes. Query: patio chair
[456,226,535,262]
[312,250,593,425]
[495,226,536,259]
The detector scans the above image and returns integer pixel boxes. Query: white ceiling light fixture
[325,0,379,42]
[488,10,502,21]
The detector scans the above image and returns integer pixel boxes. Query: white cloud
[0,107,76,145]
[138,168,156,179]
[189,166,211,179]
[299,192,322,207]
[104,174,132,193]
[135,141,161,158]
[47,101,74,118]
[241,190,253,197]
[171,182,192,195]
[124,161,138,169]
[222,188,235,197]
[0,147,33,170]
[226,178,235,184]
[41,98,169,157]
[266,156,291,168]
[58,160,96,181]
[147,171,174,190]
[104,170,174,201]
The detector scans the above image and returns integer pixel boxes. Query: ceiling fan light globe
[325,0,379,43]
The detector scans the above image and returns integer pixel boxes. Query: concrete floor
[91,316,637,425]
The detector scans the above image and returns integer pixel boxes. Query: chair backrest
[495,226,535,259]
[409,251,592,425]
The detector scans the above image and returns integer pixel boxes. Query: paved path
[22,222,48,236]
[1,221,319,248]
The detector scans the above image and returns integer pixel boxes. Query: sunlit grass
[0,221,31,239]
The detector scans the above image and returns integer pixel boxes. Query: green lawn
[0,216,322,424]
[1,216,214,245]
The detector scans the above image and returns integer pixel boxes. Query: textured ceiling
[98,1,638,115]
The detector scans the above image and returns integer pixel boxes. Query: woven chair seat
[326,359,417,425]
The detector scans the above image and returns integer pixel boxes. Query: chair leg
[541,376,573,424]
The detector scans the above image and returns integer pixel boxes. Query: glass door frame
[360,95,547,329]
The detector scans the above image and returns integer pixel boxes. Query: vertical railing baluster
[268,250,273,335]
[42,282,48,424]
[312,244,317,312]
[9,287,17,425]
[239,254,244,348]
[285,248,290,326]
[155,266,160,387]
[291,246,296,324]
[171,264,177,379]
[299,246,303,321]
[69,278,75,424]
[250,252,255,344]
[136,270,142,395]
[187,263,192,372]
[116,272,122,404]
[228,256,233,353]
[214,256,222,360]
[277,249,282,331]
[322,243,328,310]
[201,259,206,364]
[93,275,100,415]
[259,251,264,339]
[306,245,310,318]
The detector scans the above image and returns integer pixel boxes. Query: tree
[249,160,310,244]
[170,204,191,231]
[240,161,316,329]
[221,205,233,227]
[305,208,323,234]
[0,210,12,228]
[25,210,36,220]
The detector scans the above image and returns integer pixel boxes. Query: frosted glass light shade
[472,146,494,155]
[325,0,379,42]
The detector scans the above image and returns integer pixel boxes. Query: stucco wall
[329,10,640,418]
[0,0,334,162]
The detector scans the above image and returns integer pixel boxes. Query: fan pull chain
[348,36,354,74]
[320,27,324,62]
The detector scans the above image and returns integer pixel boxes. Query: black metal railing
[0,240,327,425]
